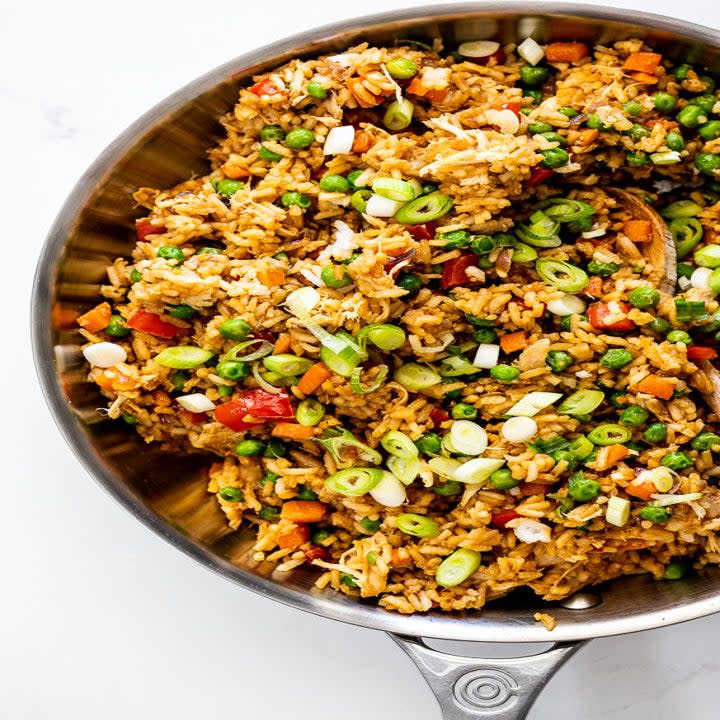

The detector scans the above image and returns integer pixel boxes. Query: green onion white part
[558,389,605,416]
[651,492,703,507]
[636,467,676,493]
[369,471,407,506]
[506,392,563,417]
[365,194,405,217]
[252,362,284,394]
[458,40,500,58]
[82,342,127,368]
[325,467,384,496]
[381,430,419,459]
[511,518,551,544]
[546,294,586,316]
[606,496,631,527]
[517,36,545,65]
[323,125,355,155]
[690,266,713,291]
[428,457,462,479]
[501,416,538,443]
[454,457,505,484]
[285,286,320,316]
[435,548,482,588]
[156,345,214,369]
[449,420,488,455]
[387,455,421,485]
[473,343,500,369]
[371,177,419,202]
[394,362,441,390]
[650,150,681,165]
[396,513,440,538]
[177,393,216,413]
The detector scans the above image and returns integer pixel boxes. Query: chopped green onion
[587,424,631,446]
[694,244,720,268]
[428,457,462,479]
[438,355,480,377]
[606,496,631,527]
[536,258,589,292]
[350,189,372,213]
[320,342,365,377]
[296,398,325,426]
[536,198,595,223]
[224,339,274,362]
[396,513,440,538]
[325,467,384,497]
[511,242,539,263]
[394,192,453,225]
[435,548,482,588]
[381,430,419,459]
[350,365,389,394]
[262,354,313,377]
[568,472,600,501]
[661,200,703,219]
[529,436,570,454]
[568,435,594,460]
[675,298,709,322]
[506,392,563,417]
[387,455,421,485]
[394,363,441,390]
[384,99,415,131]
[671,217,704,259]
[372,177,418,201]
[316,428,382,465]
[449,420,488,456]
[454,457,505,484]
[155,346,213,369]
[516,213,561,248]
[357,323,406,351]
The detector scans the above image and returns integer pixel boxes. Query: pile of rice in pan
[76,35,720,616]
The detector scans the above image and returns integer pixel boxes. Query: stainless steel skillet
[31,5,720,718]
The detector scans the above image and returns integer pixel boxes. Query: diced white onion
[299,267,324,286]
[177,393,216,413]
[428,457,462,479]
[473,343,500,369]
[581,226,607,239]
[517,37,545,65]
[636,467,676,493]
[369,471,407,507]
[547,294,586,316]
[82,342,127,368]
[449,420,488,456]
[691,266,713,291]
[323,125,355,155]
[327,53,352,67]
[510,518,551,543]
[678,276,692,291]
[285,287,320,316]
[501,416,538,443]
[605,496,631,527]
[651,492,703,507]
[365,194,404,217]
[458,40,501,58]
[455,457,505,484]
[485,108,520,135]
[506,392,563,417]
[316,221,357,264]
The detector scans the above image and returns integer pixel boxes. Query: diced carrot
[272,333,292,355]
[636,374,675,400]
[625,481,657,501]
[277,523,310,550]
[390,549,413,568]
[352,130,374,153]
[425,88,449,103]
[281,500,328,523]
[645,118,679,131]
[545,42,590,63]
[257,266,286,287]
[179,409,207,425]
[623,219,652,243]
[406,76,428,96]
[594,444,630,471]
[304,546,329,561]
[271,422,318,440]
[575,128,599,147]
[297,362,332,395]
[630,71,659,85]
[221,162,250,180]
[77,302,112,333]
[622,52,662,74]
[94,368,134,392]
[586,276,604,297]
[499,330,529,354]
[94,371,116,392]
[519,482,550,496]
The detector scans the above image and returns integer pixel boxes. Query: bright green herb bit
[545,350,573,373]
[599,348,634,369]
[568,472,601,502]
[661,451,693,470]
[639,506,672,523]
[219,487,244,502]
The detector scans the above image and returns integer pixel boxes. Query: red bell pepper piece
[249,78,281,97]
[179,409,208,425]
[491,509,521,529]
[304,546,329,562]
[687,346,718,360]
[497,101,521,118]
[135,220,166,241]
[127,309,187,339]
[214,398,261,432]
[407,221,438,241]
[441,253,478,289]
[214,388,295,432]
[587,302,635,331]
[430,408,450,427]
[526,166,555,186]
[475,47,506,66]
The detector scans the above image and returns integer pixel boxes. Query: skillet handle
[390,634,587,720]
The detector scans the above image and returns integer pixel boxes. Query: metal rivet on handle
[453,668,519,713]
[559,592,603,610]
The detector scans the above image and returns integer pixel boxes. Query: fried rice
[75,35,720,617]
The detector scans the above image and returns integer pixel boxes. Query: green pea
[665,131,685,151]
[560,314,585,331]
[169,371,189,392]
[667,329,692,345]
[260,124,285,141]
[623,100,644,116]
[306,82,328,99]
[677,104,708,128]
[439,230,471,249]
[586,113,609,130]
[698,121,720,141]
[599,348,634,369]
[340,573,359,589]
[627,124,650,142]
[639,506,672,523]
[568,472,600,502]
[587,260,619,277]
[235,439,265,456]
[545,350,573,373]
[216,361,249,381]
[167,304,196,319]
[620,405,650,427]
[215,179,245,198]
[490,364,520,383]
[386,57,418,79]
[465,316,494,327]
[691,431,720,450]
[129,268,142,283]
[219,317,252,341]
[644,422,668,444]
[626,151,649,167]
[264,439,287,458]
[653,92,677,112]
[689,94,717,114]
[121,412,138,425]
[219,487,244,502]
[281,191,311,209]
[157,246,184,263]
[663,559,689,580]
[217,385,233,398]
[259,145,282,162]
[319,174,350,193]
[451,403,477,420]
[430,479,461,496]
[360,516,381,533]
[296,485,318,501]
[472,328,497,344]
[552,450,579,470]
[258,505,280,521]
[559,106,579,117]
[520,65,550,86]
[647,317,672,336]
[628,286,660,309]
[695,153,720,175]
[346,169,368,190]
[311,528,332,544]
[396,272,423,293]
[105,315,129,337]
[540,148,569,168]
[321,264,352,288]
[528,121,553,134]
[422,183,439,195]
[523,88,543,104]
[285,128,315,149]
[196,246,222,255]
[670,64,692,81]
[489,467,519,490]
[540,131,567,146]
[661,451,693,470]
[416,432,442,455]
[260,471,280,486]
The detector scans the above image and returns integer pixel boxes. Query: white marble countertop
[6,0,720,717]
